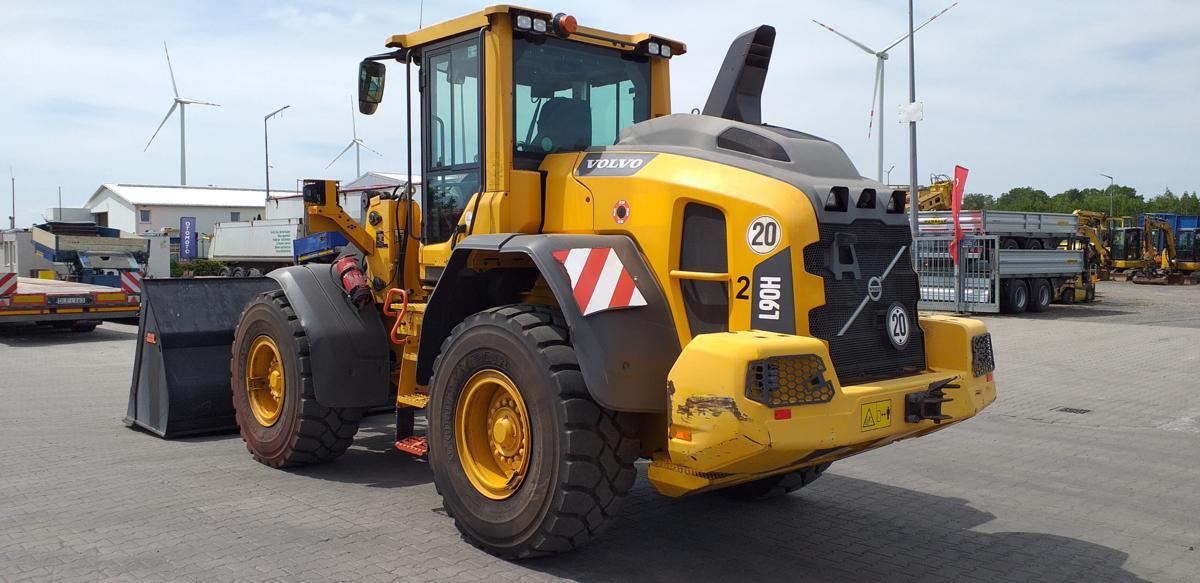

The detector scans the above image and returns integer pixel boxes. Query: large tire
[428,304,640,559]
[1029,278,1052,312]
[1000,238,1021,250]
[231,290,361,468]
[1002,279,1029,314]
[1024,238,1044,250]
[715,463,830,501]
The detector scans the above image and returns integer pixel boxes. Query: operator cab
[356,7,681,251]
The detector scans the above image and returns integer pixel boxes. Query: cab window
[513,36,650,164]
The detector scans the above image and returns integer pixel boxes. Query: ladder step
[395,436,428,456]
[396,393,429,408]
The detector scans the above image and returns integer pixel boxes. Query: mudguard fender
[417,234,681,413]
[268,264,391,408]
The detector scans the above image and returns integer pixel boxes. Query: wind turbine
[144,42,220,185]
[813,2,957,183]
[326,97,382,178]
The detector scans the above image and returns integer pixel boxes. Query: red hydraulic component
[382,288,409,345]
[395,436,428,456]
[335,256,372,308]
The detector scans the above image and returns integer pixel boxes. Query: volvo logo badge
[867,276,883,302]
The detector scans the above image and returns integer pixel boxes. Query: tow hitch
[905,377,958,424]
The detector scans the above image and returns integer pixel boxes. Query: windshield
[513,36,651,161]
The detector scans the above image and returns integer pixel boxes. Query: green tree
[993,187,1051,211]
[962,193,995,210]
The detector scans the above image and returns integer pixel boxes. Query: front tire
[428,304,640,559]
[231,290,361,468]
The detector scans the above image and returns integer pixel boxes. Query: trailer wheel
[1029,279,1052,312]
[1024,238,1044,249]
[428,304,640,559]
[1002,279,1029,314]
[231,290,361,468]
[70,321,98,333]
[715,463,830,501]
[1000,238,1021,250]
[232,266,247,278]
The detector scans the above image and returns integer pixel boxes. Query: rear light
[671,427,692,441]
[774,408,792,420]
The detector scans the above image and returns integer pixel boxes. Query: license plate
[51,295,91,306]
[860,400,892,432]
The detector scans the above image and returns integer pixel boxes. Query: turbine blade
[357,139,383,157]
[350,96,357,139]
[192,100,220,107]
[163,42,179,98]
[868,59,883,139]
[144,102,178,151]
[325,142,355,169]
[882,2,959,52]
[811,19,878,55]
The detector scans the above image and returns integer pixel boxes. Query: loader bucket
[125,277,280,438]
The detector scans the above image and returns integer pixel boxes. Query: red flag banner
[950,165,969,264]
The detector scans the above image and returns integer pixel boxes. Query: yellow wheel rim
[245,335,286,427]
[455,369,532,500]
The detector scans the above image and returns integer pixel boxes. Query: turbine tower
[812,2,957,183]
[144,42,220,185]
[326,97,382,178]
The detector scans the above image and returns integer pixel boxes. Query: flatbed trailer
[915,210,1095,314]
[0,274,140,330]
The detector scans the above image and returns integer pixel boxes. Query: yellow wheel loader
[127,5,996,558]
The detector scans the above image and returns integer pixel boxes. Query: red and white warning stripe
[0,272,16,298]
[120,271,143,295]
[552,248,647,316]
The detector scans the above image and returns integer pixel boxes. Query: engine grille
[804,220,926,384]
[972,333,995,378]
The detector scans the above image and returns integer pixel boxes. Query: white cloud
[1,0,1197,227]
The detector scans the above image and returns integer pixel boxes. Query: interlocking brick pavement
[1,281,1197,582]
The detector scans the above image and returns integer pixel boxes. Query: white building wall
[87,193,137,232]
[265,193,363,221]
[1,230,55,277]
[135,205,264,237]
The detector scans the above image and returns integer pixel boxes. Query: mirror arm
[364,48,409,63]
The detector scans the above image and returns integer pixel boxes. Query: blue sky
[2,0,1198,226]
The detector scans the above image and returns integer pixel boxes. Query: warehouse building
[83,183,269,236]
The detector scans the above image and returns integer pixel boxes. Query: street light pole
[264,105,292,205]
[907,0,920,240]
[1100,173,1114,219]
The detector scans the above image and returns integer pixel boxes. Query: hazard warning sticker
[860,399,892,432]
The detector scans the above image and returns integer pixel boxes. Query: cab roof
[384,4,686,55]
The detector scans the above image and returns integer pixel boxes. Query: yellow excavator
[1131,215,1181,284]
[127,5,996,558]
[905,173,954,211]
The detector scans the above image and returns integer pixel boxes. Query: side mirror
[358,60,386,115]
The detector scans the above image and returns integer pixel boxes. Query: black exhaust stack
[702,25,776,125]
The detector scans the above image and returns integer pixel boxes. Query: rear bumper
[651,314,996,496]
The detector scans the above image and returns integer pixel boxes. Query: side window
[428,44,480,170]
[139,209,151,223]
[424,39,482,244]
[230,211,241,222]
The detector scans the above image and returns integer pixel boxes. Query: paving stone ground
[1,281,1197,582]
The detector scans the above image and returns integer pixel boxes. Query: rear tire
[1000,238,1021,250]
[428,304,640,559]
[1024,238,1044,249]
[70,322,98,333]
[715,463,830,501]
[1029,278,1052,312]
[231,290,361,468]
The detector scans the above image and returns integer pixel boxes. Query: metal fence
[914,235,1000,313]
